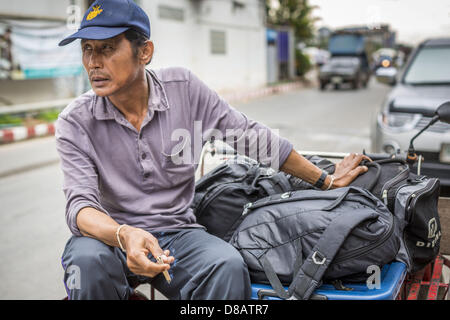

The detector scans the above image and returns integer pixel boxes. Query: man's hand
[119,225,175,278]
[331,153,371,188]
[280,149,371,190]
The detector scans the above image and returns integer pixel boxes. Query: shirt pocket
[159,137,195,188]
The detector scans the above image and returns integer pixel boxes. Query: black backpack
[230,187,401,300]
[192,155,292,241]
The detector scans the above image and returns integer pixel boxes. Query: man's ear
[140,40,154,65]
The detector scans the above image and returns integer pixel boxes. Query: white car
[372,38,450,187]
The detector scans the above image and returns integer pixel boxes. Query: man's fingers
[144,239,175,267]
[349,165,368,180]
[131,251,169,277]
[161,254,175,264]
[143,236,165,258]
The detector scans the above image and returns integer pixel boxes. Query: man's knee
[210,245,251,299]
[219,251,248,276]
[62,236,114,270]
[61,236,131,300]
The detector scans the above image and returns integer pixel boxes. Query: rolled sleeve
[55,115,109,236]
[188,70,293,170]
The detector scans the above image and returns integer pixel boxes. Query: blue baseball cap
[59,0,150,46]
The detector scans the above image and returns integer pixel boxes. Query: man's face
[81,34,140,97]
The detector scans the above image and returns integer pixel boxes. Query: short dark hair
[124,29,151,65]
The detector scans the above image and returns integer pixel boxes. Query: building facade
[0,0,268,107]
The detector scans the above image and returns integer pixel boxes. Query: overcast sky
[309,0,450,45]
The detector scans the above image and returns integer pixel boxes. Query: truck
[318,30,375,90]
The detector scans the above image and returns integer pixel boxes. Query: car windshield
[404,46,450,84]
[329,57,359,67]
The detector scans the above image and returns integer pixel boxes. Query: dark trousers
[61,228,252,300]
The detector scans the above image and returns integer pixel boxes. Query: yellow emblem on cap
[86,5,103,21]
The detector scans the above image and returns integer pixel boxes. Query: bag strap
[287,208,376,300]
[258,173,292,195]
[258,239,303,299]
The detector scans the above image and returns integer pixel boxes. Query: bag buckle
[280,192,291,199]
[242,202,253,215]
[312,251,326,265]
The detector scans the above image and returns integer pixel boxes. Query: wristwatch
[313,170,328,189]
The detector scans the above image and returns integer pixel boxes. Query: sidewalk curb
[0,122,56,144]
[0,80,310,144]
[221,80,307,104]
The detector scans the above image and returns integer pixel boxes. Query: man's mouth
[90,76,110,86]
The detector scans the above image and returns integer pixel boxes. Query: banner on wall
[0,19,83,80]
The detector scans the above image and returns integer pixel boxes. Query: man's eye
[102,45,113,51]
[82,46,92,52]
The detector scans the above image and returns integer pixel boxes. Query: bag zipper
[381,167,410,207]
[242,192,344,215]
[404,178,439,224]
[333,211,395,264]
[400,178,440,266]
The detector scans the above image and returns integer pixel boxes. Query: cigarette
[156,255,172,284]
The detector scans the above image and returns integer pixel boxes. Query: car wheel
[320,81,327,91]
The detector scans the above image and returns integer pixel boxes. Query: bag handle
[375,158,407,165]
[362,161,382,192]
[322,186,380,211]
[353,158,408,192]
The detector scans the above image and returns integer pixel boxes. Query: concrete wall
[143,0,267,93]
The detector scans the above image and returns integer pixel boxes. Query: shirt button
[141,153,147,160]
[144,172,150,179]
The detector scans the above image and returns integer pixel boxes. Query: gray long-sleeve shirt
[55,67,293,236]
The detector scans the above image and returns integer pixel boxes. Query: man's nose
[88,51,102,69]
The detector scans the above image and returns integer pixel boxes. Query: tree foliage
[266,0,318,42]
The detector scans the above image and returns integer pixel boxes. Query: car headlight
[380,112,420,131]
[381,59,391,68]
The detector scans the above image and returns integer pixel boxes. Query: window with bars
[158,5,185,22]
[210,30,226,55]
[86,0,142,9]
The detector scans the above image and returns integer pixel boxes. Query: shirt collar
[93,69,170,121]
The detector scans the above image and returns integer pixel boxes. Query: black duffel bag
[350,158,441,273]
